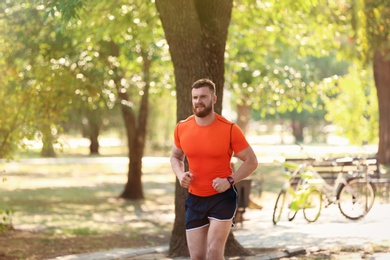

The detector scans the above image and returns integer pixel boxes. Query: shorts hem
[208,217,234,222]
[186,223,209,232]
[209,217,235,227]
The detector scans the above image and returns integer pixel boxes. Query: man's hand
[179,172,193,188]
[212,177,230,193]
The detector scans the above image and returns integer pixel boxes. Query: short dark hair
[191,78,216,93]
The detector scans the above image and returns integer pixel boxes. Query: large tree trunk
[156,0,251,257]
[373,49,390,165]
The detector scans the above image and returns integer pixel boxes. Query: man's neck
[195,112,216,126]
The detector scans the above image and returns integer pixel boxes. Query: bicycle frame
[292,159,375,219]
[273,144,376,223]
[272,161,323,224]
[306,166,346,205]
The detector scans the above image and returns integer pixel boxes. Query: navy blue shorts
[185,187,238,231]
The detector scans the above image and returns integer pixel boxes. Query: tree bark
[89,136,99,155]
[120,51,152,200]
[85,108,101,155]
[236,103,251,134]
[156,0,251,257]
[291,118,304,143]
[168,170,190,257]
[100,40,148,200]
[373,49,390,165]
[41,123,56,158]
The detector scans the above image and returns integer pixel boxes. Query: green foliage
[0,81,35,159]
[0,208,14,232]
[41,0,84,21]
[321,66,378,144]
[2,0,384,156]
[225,0,381,145]
[64,0,175,148]
[349,0,390,64]
[0,175,13,232]
[226,0,341,118]
[1,0,175,158]
[0,0,80,158]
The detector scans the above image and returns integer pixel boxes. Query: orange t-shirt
[174,114,249,197]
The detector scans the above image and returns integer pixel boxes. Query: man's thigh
[207,219,232,247]
[186,225,209,259]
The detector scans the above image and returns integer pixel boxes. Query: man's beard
[193,101,213,118]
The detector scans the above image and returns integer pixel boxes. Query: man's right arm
[170,144,193,188]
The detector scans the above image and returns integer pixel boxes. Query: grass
[0,159,176,234]
[0,156,180,259]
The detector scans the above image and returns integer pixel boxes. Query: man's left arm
[212,146,258,193]
[231,146,258,184]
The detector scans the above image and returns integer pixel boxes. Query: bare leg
[186,225,209,260]
[206,219,233,260]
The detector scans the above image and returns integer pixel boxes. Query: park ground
[0,141,389,259]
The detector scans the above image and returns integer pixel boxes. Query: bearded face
[191,86,216,118]
[193,99,213,118]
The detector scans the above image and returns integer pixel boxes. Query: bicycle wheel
[287,196,298,221]
[288,209,297,221]
[337,177,376,220]
[303,189,322,222]
[272,190,286,225]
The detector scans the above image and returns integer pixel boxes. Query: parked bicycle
[272,149,376,225]
[272,162,322,224]
[272,161,324,224]
[321,156,376,220]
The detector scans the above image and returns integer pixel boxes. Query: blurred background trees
[1,0,387,161]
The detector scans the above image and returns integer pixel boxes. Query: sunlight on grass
[0,159,178,242]
[63,227,99,235]
[371,242,390,253]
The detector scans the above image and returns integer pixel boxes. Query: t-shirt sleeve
[231,123,250,154]
[173,123,181,149]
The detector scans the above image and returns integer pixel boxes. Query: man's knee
[207,242,225,259]
[190,251,207,260]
